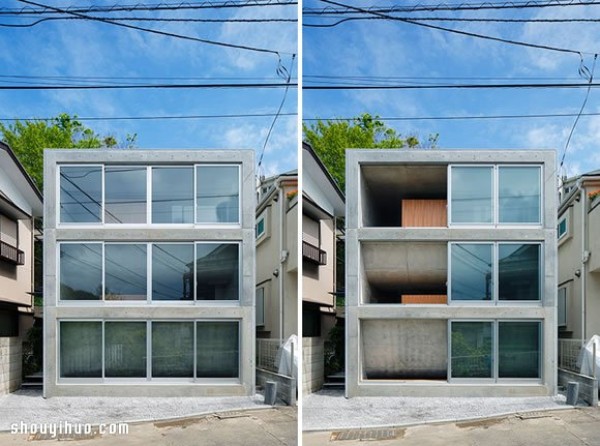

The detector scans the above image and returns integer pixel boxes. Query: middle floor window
[59,242,240,302]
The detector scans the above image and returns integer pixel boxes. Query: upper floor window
[557,215,568,240]
[449,165,541,225]
[58,164,241,225]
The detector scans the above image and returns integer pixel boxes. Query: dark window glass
[60,166,102,223]
[60,322,102,378]
[499,322,540,378]
[195,243,239,301]
[451,321,493,378]
[105,322,147,378]
[105,244,147,301]
[498,244,540,301]
[152,322,194,377]
[60,243,102,300]
[451,244,493,301]
[152,244,194,301]
[196,322,239,378]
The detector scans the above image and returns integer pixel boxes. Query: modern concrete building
[43,149,255,397]
[301,143,344,394]
[557,169,600,341]
[255,170,298,343]
[345,149,557,397]
[0,142,43,395]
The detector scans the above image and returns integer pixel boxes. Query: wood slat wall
[401,199,447,227]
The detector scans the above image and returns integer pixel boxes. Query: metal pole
[593,342,597,379]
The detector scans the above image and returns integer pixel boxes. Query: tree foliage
[0,113,136,190]
[303,113,438,190]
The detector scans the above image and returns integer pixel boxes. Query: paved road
[304,407,600,446]
[0,406,297,446]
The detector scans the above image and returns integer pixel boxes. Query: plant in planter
[588,189,600,201]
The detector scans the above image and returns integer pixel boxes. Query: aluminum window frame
[558,287,568,328]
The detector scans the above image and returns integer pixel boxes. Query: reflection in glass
[60,243,102,300]
[152,244,194,301]
[195,243,239,300]
[152,167,194,223]
[60,322,102,377]
[196,322,239,378]
[451,322,493,378]
[105,244,147,300]
[152,322,194,377]
[105,166,147,223]
[451,166,493,223]
[499,167,541,223]
[499,322,540,378]
[499,244,540,301]
[105,322,147,378]
[196,165,239,223]
[451,244,493,301]
[60,166,102,223]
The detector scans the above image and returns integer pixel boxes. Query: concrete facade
[43,149,255,397]
[557,171,600,341]
[345,149,557,397]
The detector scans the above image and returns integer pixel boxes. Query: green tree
[0,113,136,191]
[303,113,438,191]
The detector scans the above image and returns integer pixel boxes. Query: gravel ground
[302,389,569,431]
[0,389,269,431]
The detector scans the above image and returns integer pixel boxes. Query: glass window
[195,243,239,301]
[256,288,265,326]
[451,322,493,378]
[498,322,540,378]
[104,322,147,378]
[196,321,239,378]
[558,217,568,239]
[451,167,493,224]
[152,167,194,223]
[499,167,541,223]
[105,166,147,224]
[152,322,194,378]
[451,244,493,301]
[60,243,102,300]
[256,217,265,239]
[196,165,240,224]
[60,322,102,378]
[498,244,540,301]
[152,244,194,301]
[558,288,567,327]
[60,166,102,223]
[105,244,147,301]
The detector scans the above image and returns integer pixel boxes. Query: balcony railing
[302,241,327,265]
[0,240,24,265]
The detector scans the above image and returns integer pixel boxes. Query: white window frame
[448,241,543,305]
[448,164,543,227]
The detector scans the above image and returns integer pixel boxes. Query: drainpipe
[581,186,587,345]
[278,183,285,346]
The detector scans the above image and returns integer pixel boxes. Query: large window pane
[152,322,194,377]
[152,167,193,223]
[60,166,102,223]
[196,165,240,224]
[105,244,147,301]
[499,167,541,223]
[499,322,540,378]
[105,322,147,378]
[60,322,102,378]
[451,167,493,223]
[105,166,147,224]
[152,244,194,301]
[451,244,493,301]
[196,243,239,301]
[196,322,239,378]
[499,244,540,301]
[60,243,102,300]
[451,322,493,378]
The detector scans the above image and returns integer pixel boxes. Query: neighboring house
[301,143,344,394]
[345,149,557,397]
[557,169,600,341]
[0,142,43,395]
[43,149,255,397]
[255,170,298,343]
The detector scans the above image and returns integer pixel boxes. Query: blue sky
[303,1,600,178]
[0,0,297,177]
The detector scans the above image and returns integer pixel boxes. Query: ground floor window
[59,320,240,381]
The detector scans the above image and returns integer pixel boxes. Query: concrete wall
[345,149,558,397]
[302,337,324,394]
[256,368,297,405]
[558,368,598,406]
[43,149,255,397]
[0,337,22,395]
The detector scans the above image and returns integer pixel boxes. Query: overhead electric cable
[0,82,297,90]
[16,0,292,57]
[0,112,297,122]
[302,111,600,121]
[0,16,297,27]
[303,82,600,90]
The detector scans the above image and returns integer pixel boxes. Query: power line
[0,82,297,90]
[0,112,297,122]
[16,0,292,57]
[1,0,297,15]
[318,0,591,56]
[0,16,297,28]
[302,111,600,122]
[303,82,600,90]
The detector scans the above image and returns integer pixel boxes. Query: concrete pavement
[303,407,600,446]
